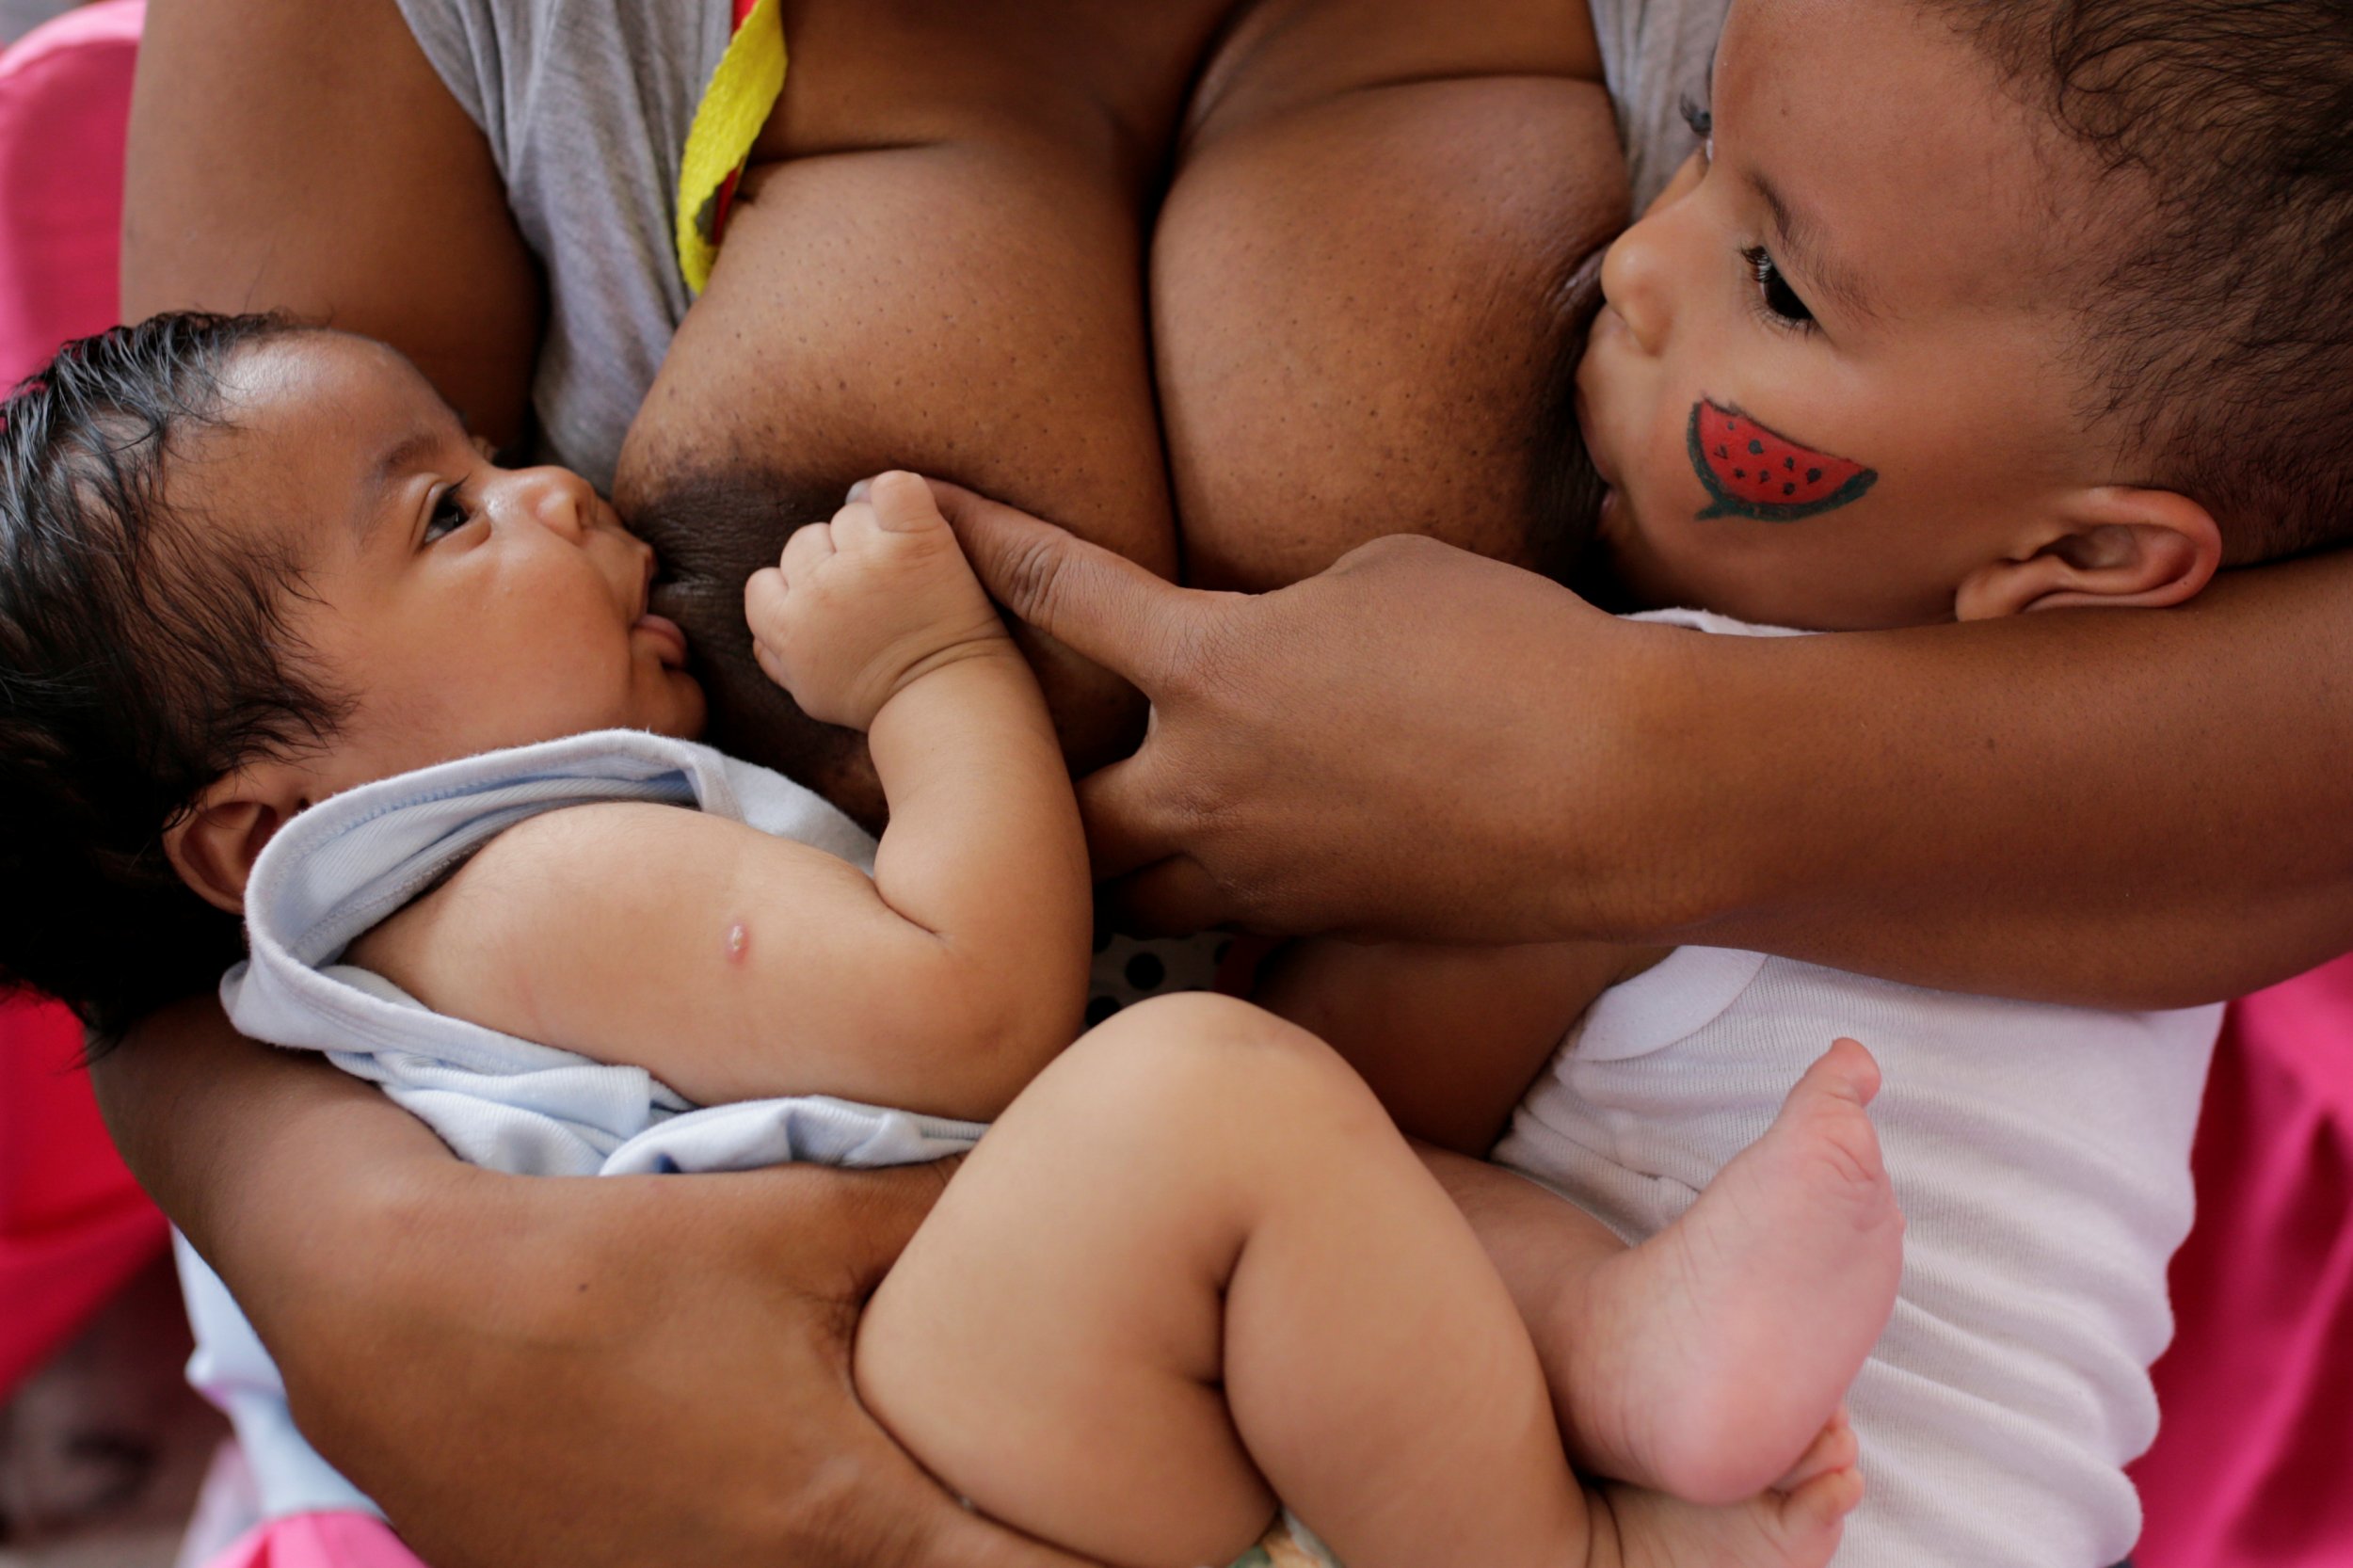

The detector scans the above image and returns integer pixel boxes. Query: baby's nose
[517,467,594,539]
[1598,226,1672,358]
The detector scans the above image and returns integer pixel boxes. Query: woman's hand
[936,480,2353,1007]
[92,999,1096,1568]
[930,479,1673,944]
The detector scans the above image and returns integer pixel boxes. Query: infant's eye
[1741,246,1816,329]
[1679,93,1713,142]
[424,484,474,543]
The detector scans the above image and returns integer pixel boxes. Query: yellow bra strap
[675,0,787,296]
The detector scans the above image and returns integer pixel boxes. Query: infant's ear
[1955,487,2222,621]
[164,774,308,916]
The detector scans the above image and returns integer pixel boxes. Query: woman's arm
[121,0,540,445]
[90,999,1095,1568]
[935,482,2353,1009]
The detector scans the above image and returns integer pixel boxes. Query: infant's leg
[856,996,1862,1568]
[856,993,1588,1568]
[1439,1039,1904,1504]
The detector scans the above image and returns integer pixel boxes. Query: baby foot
[1594,1421,1864,1568]
[1558,1039,1903,1504]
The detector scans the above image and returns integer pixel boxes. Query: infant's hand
[744,471,1013,730]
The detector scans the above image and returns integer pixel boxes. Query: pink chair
[0,994,168,1400]
[0,0,139,388]
[0,0,165,1406]
[2133,956,2353,1568]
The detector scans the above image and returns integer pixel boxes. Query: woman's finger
[1072,751,1181,885]
[1093,854,1237,940]
[926,479,1207,693]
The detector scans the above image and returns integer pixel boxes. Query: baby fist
[744,471,1012,730]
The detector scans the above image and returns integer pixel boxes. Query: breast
[610,33,1625,808]
[1151,77,1626,590]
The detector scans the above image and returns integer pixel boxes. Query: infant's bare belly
[613,0,1625,808]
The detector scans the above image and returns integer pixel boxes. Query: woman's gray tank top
[392,0,1725,490]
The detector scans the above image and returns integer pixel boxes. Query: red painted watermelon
[1686,399,1877,521]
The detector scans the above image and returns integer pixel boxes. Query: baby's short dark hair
[1944,0,2353,563]
[0,312,347,1040]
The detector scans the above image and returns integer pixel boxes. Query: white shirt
[1495,614,2222,1568]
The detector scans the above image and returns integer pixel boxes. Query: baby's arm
[349,473,1089,1119]
[1256,936,1661,1153]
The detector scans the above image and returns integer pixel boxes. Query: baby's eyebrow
[1749,168,1881,326]
[358,427,446,539]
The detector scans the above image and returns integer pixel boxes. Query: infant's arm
[1256,937,1663,1154]
[351,474,1090,1121]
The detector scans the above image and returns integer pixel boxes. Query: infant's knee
[1057,992,1384,1148]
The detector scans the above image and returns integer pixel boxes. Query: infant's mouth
[635,612,691,669]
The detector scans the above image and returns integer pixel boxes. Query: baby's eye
[424,484,474,543]
[1679,93,1713,142]
[1741,246,1816,330]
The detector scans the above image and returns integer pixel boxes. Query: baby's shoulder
[343,799,699,979]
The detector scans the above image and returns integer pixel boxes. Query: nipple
[726,921,749,964]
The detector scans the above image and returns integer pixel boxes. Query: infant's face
[174,334,706,795]
[1576,0,2119,630]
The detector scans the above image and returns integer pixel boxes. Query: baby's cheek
[1634,415,1717,541]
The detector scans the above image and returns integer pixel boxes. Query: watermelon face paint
[1687,400,1877,522]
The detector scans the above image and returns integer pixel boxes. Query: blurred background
[0,6,218,1553]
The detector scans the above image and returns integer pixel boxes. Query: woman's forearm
[91,998,475,1308]
[88,1001,1093,1568]
[1628,555,2353,1005]
[938,490,2353,1007]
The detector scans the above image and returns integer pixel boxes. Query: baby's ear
[164,769,310,915]
[1955,487,2222,621]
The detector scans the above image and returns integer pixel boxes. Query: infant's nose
[1598,224,1671,358]
[518,466,594,540]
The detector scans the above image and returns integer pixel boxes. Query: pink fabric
[206,1512,427,1568]
[0,0,141,388]
[0,996,168,1399]
[2133,955,2353,1567]
[0,0,160,1404]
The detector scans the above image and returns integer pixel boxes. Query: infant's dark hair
[1943,0,2353,563]
[0,312,347,1042]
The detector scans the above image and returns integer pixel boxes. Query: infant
[7,1,2349,1565]
[1,315,1896,1568]
[1259,0,2353,1564]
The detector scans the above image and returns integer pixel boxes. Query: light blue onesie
[181,730,987,1520]
[178,729,1323,1561]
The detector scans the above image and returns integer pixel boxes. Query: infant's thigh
[855,996,1353,1564]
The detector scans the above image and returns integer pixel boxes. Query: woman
[104,0,2353,1565]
